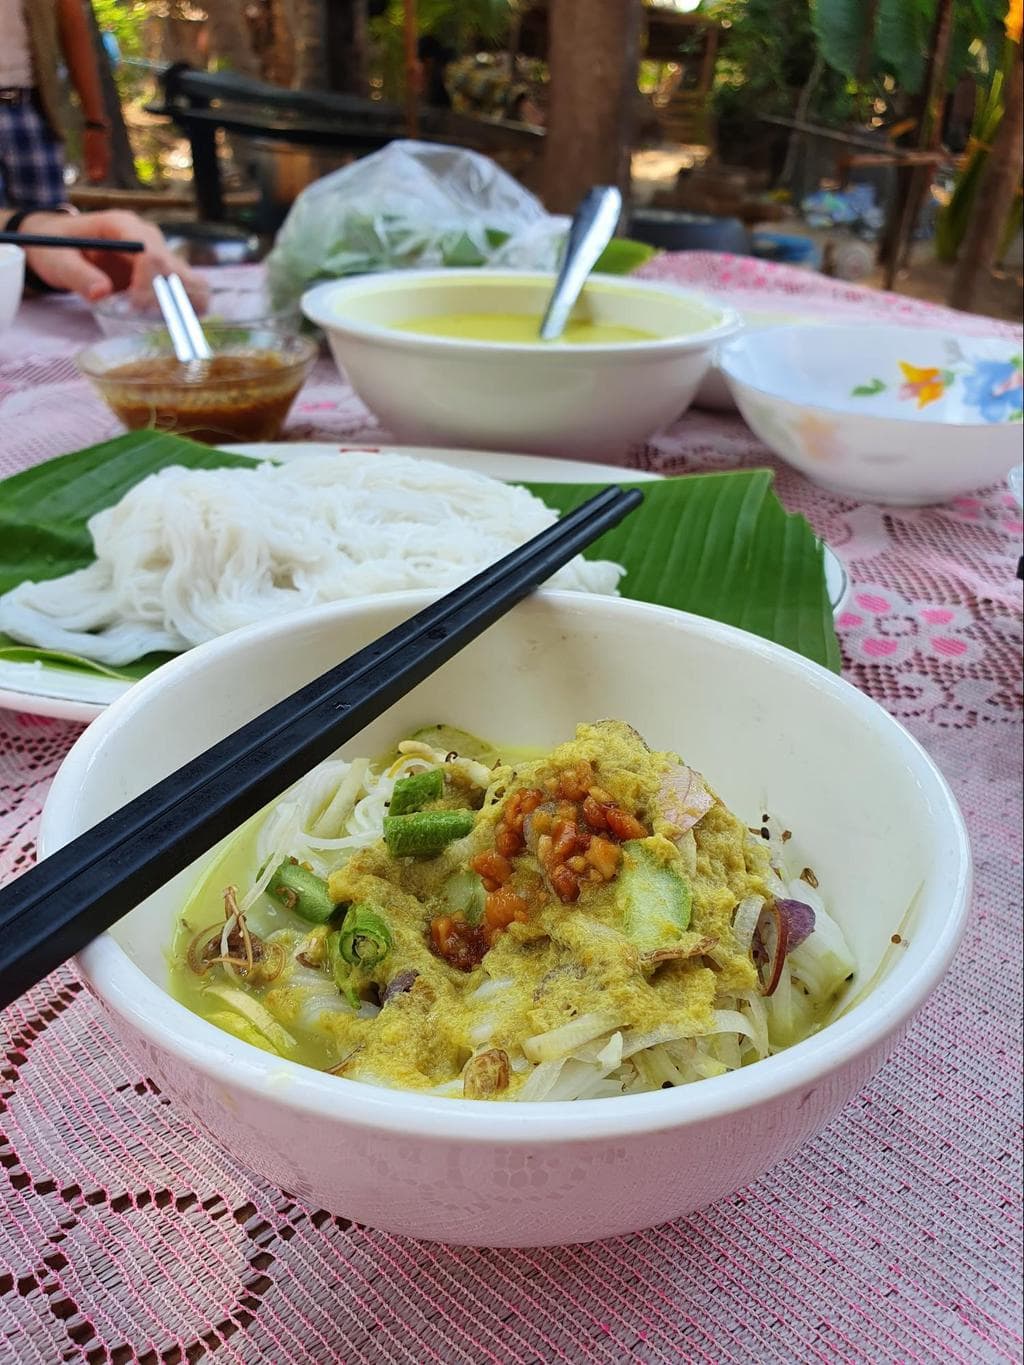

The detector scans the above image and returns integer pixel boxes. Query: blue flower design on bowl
[961,356,1023,423]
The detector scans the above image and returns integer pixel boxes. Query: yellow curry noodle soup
[172,722,855,1101]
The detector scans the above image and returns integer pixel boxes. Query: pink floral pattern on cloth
[1,254,1021,1364]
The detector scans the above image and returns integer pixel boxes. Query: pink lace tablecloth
[1,253,1021,1364]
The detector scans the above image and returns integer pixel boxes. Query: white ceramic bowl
[0,243,25,331]
[40,592,970,1247]
[302,270,739,459]
[721,323,1024,504]
[693,302,814,411]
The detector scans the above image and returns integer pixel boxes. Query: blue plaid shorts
[0,96,67,209]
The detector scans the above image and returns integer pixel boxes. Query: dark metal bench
[148,65,543,223]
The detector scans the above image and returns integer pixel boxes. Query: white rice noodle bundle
[0,452,624,665]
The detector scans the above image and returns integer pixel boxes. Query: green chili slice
[389,768,444,816]
[383,810,475,857]
[269,859,335,924]
[327,932,361,1008]
[337,904,393,968]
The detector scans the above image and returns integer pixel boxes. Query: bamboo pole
[949,37,1024,311]
[878,0,954,289]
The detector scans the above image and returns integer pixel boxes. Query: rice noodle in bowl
[169,721,856,1103]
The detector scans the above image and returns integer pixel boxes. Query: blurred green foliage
[369,0,516,100]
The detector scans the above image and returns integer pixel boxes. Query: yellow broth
[391,312,658,345]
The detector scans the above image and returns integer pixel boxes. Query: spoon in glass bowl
[153,272,212,364]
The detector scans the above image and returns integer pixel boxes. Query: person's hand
[18,209,209,308]
[82,126,111,183]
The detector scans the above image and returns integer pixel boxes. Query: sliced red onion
[382,969,418,1003]
[752,899,816,996]
[776,898,816,950]
[655,763,715,837]
[753,903,789,996]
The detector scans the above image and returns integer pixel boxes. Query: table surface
[0,253,1021,1365]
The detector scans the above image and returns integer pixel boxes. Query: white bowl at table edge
[39,591,970,1246]
[0,243,25,331]
[720,323,1024,505]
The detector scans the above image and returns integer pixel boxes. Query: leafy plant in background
[935,0,1023,261]
[708,0,878,131]
[369,0,516,100]
[90,0,149,97]
[813,0,1007,95]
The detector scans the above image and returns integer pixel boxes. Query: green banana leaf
[0,432,840,686]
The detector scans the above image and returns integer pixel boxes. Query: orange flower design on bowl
[898,363,946,409]
[794,411,843,461]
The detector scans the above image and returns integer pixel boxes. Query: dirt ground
[630,149,1024,326]
[863,246,1023,324]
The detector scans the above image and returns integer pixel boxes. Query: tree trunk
[403,0,418,138]
[540,0,641,214]
[203,0,260,78]
[291,0,329,89]
[325,0,370,95]
[877,0,955,286]
[950,38,1024,311]
[263,0,297,86]
[779,52,824,189]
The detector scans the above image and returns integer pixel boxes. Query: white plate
[0,442,848,722]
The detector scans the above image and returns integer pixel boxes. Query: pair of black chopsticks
[0,231,146,253]
[0,485,643,1011]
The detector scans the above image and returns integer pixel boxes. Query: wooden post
[325,0,370,95]
[404,0,419,138]
[540,0,641,213]
[949,37,1024,311]
[878,0,954,288]
[856,0,879,83]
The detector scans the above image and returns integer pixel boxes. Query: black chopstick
[0,231,146,253]
[0,485,643,1010]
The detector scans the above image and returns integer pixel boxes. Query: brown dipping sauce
[99,353,305,444]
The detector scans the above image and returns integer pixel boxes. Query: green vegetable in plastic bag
[266,140,656,312]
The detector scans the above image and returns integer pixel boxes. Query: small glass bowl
[77,326,318,445]
[91,285,297,338]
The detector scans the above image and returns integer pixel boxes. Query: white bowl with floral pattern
[720,324,1023,505]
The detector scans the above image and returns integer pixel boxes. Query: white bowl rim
[301,269,742,358]
[43,590,972,1145]
[0,242,24,262]
[719,322,1024,431]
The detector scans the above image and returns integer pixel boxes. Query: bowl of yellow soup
[301,270,740,459]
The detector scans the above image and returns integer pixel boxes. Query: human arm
[55,0,110,183]
[0,208,208,305]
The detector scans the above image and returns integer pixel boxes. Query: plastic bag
[266,140,570,310]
